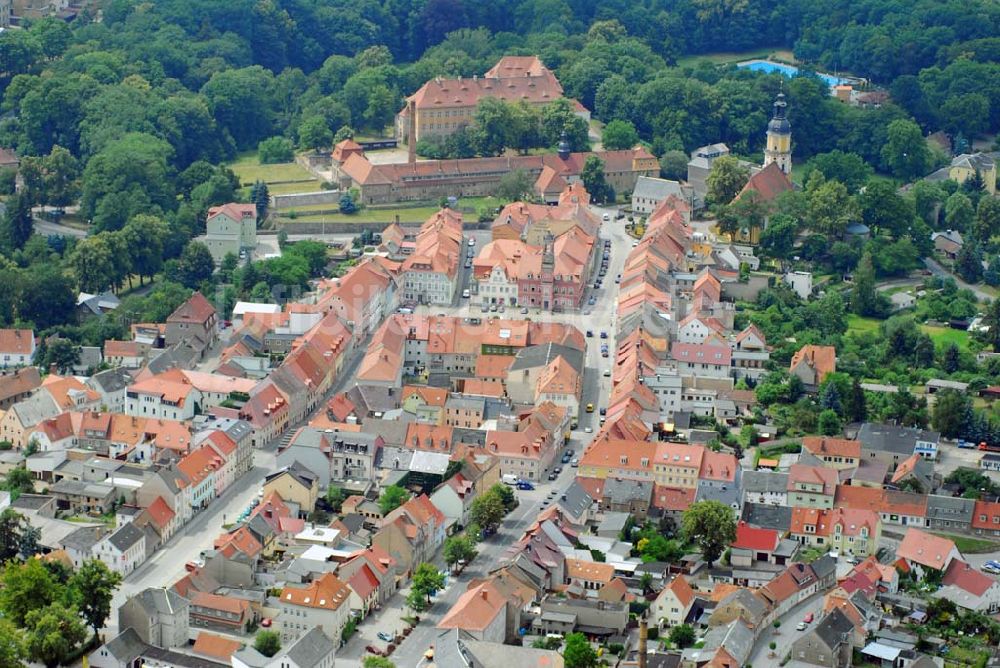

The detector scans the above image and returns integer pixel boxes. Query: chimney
[480,589,487,601]
[407,99,417,164]
[638,615,648,668]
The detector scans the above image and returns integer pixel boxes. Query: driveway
[924,257,994,302]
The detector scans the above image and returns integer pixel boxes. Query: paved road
[102,335,371,638]
[746,592,826,666]
[924,257,994,302]
[336,495,545,668]
[33,215,89,238]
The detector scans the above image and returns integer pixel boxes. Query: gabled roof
[801,436,860,460]
[737,162,793,202]
[167,292,216,325]
[437,580,507,632]
[896,528,958,571]
[732,521,779,552]
[789,344,836,382]
[942,559,997,597]
[281,572,351,611]
[0,328,34,354]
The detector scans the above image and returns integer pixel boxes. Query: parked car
[584,427,592,433]
[603,369,612,377]
[462,289,470,298]
[571,457,579,467]
[586,403,594,412]
[548,472,558,481]
[521,306,529,314]
[377,632,394,643]
[602,213,610,221]
[588,296,596,305]
[599,407,606,416]
[586,330,594,337]
[553,466,563,474]
[516,481,535,490]
[600,331,608,339]
[803,613,814,623]
[796,622,808,631]
[468,238,475,246]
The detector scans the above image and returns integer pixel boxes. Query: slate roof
[557,479,593,521]
[740,503,792,532]
[88,367,134,393]
[603,477,653,504]
[133,587,189,616]
[857,423,939,455]
[61,525,107,551]
[284,627,336,667]
[509,342,584,373]
[925,495,974,523]
[108,522,145,552]
[98,628,147,662]
[812,607,856,648]
[742,470,788,494]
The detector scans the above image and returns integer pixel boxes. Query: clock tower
[764,93,792,175]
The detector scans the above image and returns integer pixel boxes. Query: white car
[602,213,610,221]
[462,289,470,298]
[468,238,475,246]
[796,622,808,631]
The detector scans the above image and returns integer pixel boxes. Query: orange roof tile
[897,528,958,571]
[790,345,836,382]
[0,328,34,355]
[802,436,860,460]
[192,632,242,661]
[281,572,352,611]
[437,580,507,632]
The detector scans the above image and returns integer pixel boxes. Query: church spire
[764,93,792,174]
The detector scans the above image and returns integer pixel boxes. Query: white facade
[278,601,350,645]
[783,271,813,300]
[403,269,456,305]
[676,317,719,344]
[475,265,519,305]
[644,370,683,418]
[95,528,146,576]
[125,387,201,421]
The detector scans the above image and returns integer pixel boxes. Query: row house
[373,494,446,578]
[789,507,881,557]
[314,257,397,342]
[276,426,383,489]
[399,209,462,305]
[730,324,770,379]
[94,522,146,576]
[126,374,202,421]
[0,328,35,368]
[338,545,398,618]
[800,436,861,471]
[278,572,352,644]
[177,445,220,511]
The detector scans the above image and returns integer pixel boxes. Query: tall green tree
[0,619,25,667]
[808,179,855,238]
[681,500,736,564]
[581,155,613,204]
[706,155,749,206]
[601,119,639,150]
[410,562,445,606]
[254,630,281,657]
[562,632,598,668]
[70,235,116,293]
[378,485,410,515]
[932,389,971,438]
[469,490,506,534]
[177,241,215,288]
[298,116,333,152]
[67,559,123,639]
[24,604,87,668]
[443,535,478,569]
[2,193,34,251]
[0,559,59,626]
[851,252,878,316]
[956,239,984,283]
[0,510,28,563]
[881,119,931,181]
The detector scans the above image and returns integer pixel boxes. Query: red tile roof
[790,344,836,382]
[738,162,793,202]
[168,292,216,324]
[0,329,34,355]
[972,500,1000,530]
[732,521,779,552]
[943,559,997,597]
[897,528,958,571]
[801,437,860,460]
[145,496,175,531]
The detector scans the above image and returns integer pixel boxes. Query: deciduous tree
[706,155,748,206]
[681,500,736,565]
[254,630,281,657]
[68,559,123,638]
[562,632,598,668]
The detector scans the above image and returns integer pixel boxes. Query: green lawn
[284,205,442,224]
[932,532,1000,554]
[920,325,970,349]
[675,47,794,68]
[847,314,882,335]
[226,151,321,188]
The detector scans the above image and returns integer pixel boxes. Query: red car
[803,613,814,623]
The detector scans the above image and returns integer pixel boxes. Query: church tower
[764,93,792,175]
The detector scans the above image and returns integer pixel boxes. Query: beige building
[278,572,352,644]
[262,462,319,515]
[202,203,257,264]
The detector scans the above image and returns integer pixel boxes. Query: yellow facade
[950,164,997,195]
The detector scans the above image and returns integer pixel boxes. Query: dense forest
[0,0,998,339]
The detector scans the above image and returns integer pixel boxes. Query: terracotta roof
[896,528,958,570]
[0,329,34,355]
[192,632,242,661]
[437,580,507,632]
[732,521,779,551]
[833,485,885,514]
[801,436,860,460]
[190,591,248,616]
[575,476,605,502]
[699,450,738,482]
[790,507,878,538]
[207,203,256,223]
[565,558,614,584]
[737,162,793,202]
[943,559,997,597]
[145,496,175,531]
[402,385,448,407]
[177,445,221,486]
[652,485,696,511]
[668,575,695,608]
[281,572,352,611]
[103,340,144,358]
[407,59,563,110]
[670,342,732,366]
[347,563,381,601]
[787,464,838,495]
[790,345,836,383]
[890,454,924,484]
[167,291,216,324]
[0,367,41,403]
[972,500,1000,530]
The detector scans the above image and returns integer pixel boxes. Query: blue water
[737,59,850,88]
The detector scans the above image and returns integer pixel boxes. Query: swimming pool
[737,59,852,88]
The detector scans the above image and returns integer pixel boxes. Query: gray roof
[378,446,414,471]
[556,480,593,521]
[360,418,409,447]
[953,152,994,171]
[810,554,837,581]
[108,522,145,552]
[697,481,740,508]
[265,460,318,489]
[346,384,401,414]
[61,525,107,551]
[50,478,117,500]
[695,619,754,664]
[229,647,268,668]
[409,450,450,475]
[741,470,788,494]
[133,587,189,617]
[96,628,147,662]
[145,343,199,375]
[603,477,652,504]
[740,503,792,532]
[719,589,767,622]
[445,394,486,412]
[857,423,939,455]
[12,391,61,428]
[812,607,857,648]
[509,342,584,374]
[926,494,975,519]
[284,626,336,667]
[633,176,687,202]
[78,291,121,315]
[598,511,630,534]
[140,646,228,668]
[10,493,54,511]
[87,367,134,394]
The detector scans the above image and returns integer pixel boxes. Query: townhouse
[399,209,462,305]
[789,507,881,557]
[0,328,36,368]
[373,494,446,577]
[278,572,353,643]
[800,436,860,470]
[786,464,837,508]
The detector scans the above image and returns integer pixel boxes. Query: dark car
[553,466,563,474]
[548,472,558,481]
[599,407,606,416]
[586,330,594,337]
[600,331,608,339]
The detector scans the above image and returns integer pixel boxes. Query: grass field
[847,314,883,335]
[675,47,795,68]
[932,532,999,554]
[226,151,321,189]
[921,325,970,349]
